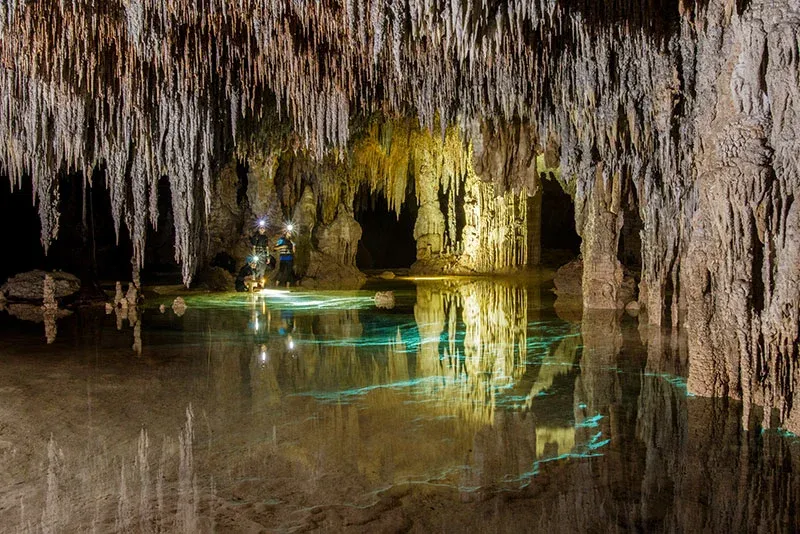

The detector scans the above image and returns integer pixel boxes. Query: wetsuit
[275,236,295,286]
[249,232,273,277]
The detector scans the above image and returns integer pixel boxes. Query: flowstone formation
[1,1,799,429]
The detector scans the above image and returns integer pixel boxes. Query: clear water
[0,276,798,533]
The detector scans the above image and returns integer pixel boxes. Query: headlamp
[258,218,267,228]
[286,223,294,232]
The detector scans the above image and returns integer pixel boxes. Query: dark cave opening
[0,172,183,286]
[354,184,418,270]
[0,178,49,283]
[540,174,582,266]
[142,177,182,284]
[0,173,135,285]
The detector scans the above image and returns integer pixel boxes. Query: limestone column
[412,148,445,262]
[578,163,625,310]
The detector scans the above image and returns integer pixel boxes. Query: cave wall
[685,0,800,430]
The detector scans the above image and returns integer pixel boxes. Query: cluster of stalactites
[343,119,469,220]
[0,0,693,282]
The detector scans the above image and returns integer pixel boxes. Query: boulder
[301,250,367,289]
[199,266,236,292]
[374,291,396,309]
[1,270,81,301]
[172,297,187,316]
[553,259,583,298]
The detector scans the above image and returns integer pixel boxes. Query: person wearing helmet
[236,256,260,292]
[275,229,296,288]
[250,219,274,279]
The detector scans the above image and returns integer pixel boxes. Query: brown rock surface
[1,270,81,301]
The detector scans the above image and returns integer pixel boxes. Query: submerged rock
[378,271,396,280]
[172,297,187,316]
[1,270,81,302]
[374,291,396,309]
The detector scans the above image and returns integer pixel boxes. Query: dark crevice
[540,175,581,265]
[618,189,643,274]
[752,219,765,313]
[354,182,417,270]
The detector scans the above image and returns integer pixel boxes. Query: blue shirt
[276,237,294,260]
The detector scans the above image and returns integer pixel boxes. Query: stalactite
[0,0,691,284]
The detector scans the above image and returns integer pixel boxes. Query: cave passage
[540,175,581,265]
[0,172,138,284]
[0,172,183,286]
[354,186,417,270]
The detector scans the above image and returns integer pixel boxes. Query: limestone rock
[1,270,80,301]
[199,267,235,292]
[301,250,366,289]
[378,271,396,280]
[291,186,318,278]
[553,259,584,298]
[410,253,477,276]
[172,297,187,317]
[374,291,396,309]
[625,300,640,317]
[315,207,362,267]
[42,274,57,311]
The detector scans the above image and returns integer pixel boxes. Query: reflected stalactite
[413,280,529,426]
[575,310,623,425]
[107,295,142,355]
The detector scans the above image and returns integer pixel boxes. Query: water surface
[0,277,798,532]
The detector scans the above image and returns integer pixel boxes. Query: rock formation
[0,1,798,429]
[1,270,81,302]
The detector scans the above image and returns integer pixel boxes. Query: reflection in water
[0,279,799,531]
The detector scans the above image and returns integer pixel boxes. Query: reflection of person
[275,230,296,288]
[278,308,295,335]
[235,257,260,292]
